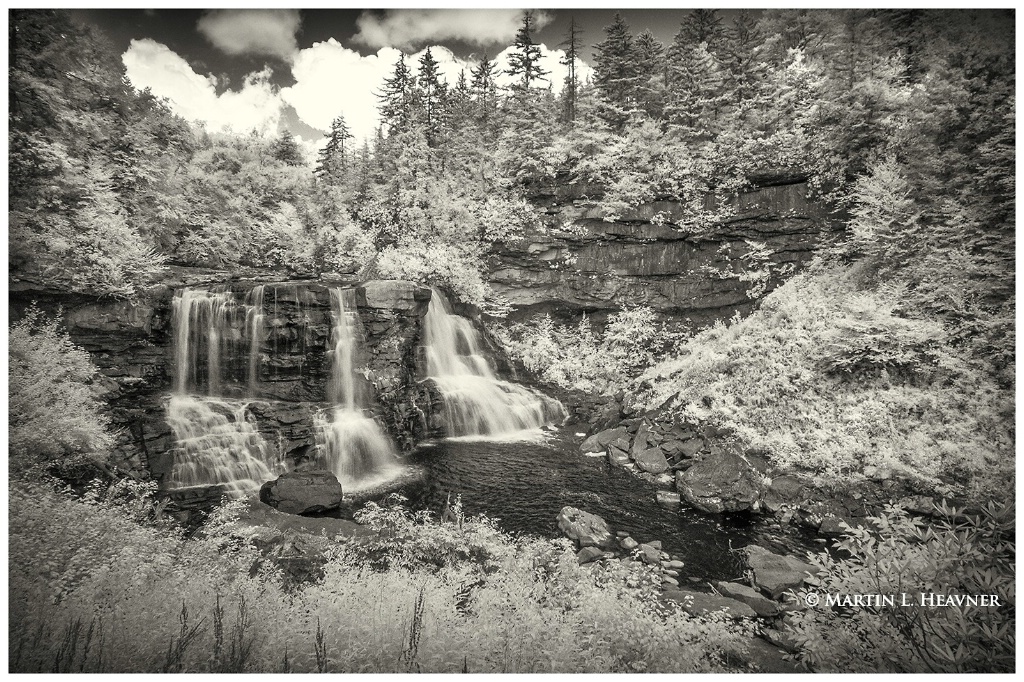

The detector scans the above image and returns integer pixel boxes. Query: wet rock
[648,540,663,550]
[576,546,605,565]
[769,475,807,502]
[635,446,670,474]
[637,543,662,565]
[818,516,852,538]
[715,581,782,617]
[619,536,639,551]
[656,490,681,511]
[630,422,652,457]
[259,470,344,516]
[742,545,817,598]
[580,426,629,453]
[662,576,680,587]
[358,280,430,311]
[676,450,766,513]
[661,590,758,619]
[557,506,614,549]
[607,446,631,467]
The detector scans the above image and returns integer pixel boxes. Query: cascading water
[315,288,402,491]
[424,289,566,438]
[165,286,280,496]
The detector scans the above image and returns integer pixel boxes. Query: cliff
[489,179,839,324]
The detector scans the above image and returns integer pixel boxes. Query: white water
[165,287,280,496]
[424,288,566,438]
[317,288,402,492]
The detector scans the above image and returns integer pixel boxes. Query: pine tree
[634,30,666,119]
[677,9,726,54]
[593,14,639,113]
[315,115,354,184]
[378,54,416,133]
[505,11,549,91]
[470,54,499,124]
[559,17,583,123]
[417,47,445,147]
[272,129,303,166]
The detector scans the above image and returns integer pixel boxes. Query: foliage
[8,306,113,472]
[10,485,754,673]
[638,270,1013,497]
[498,306,683,395]
[788,501,1015,673]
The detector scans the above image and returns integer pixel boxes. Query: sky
[69,8,721,147]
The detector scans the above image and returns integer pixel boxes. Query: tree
[593,13,640,127]
[417,47,446,147]
[378,54,416,133]
[505,11,549,91]
[315,115,354,184]
[271,129,304,166]
[634,30,666,119]
[559,17,583,123]
[470,53,499,125]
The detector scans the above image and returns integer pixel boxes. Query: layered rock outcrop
[489,180,837,324]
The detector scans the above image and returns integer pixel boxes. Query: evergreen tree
[272,129,303,166]
[378,54,416,133]
[505,11,549,91]
[417,47,445,147]
[470,53,499,125]
[677,9,726,54]
[315,115,354,184]
[559,17,583,124]
[634,30,666,119]
[593,14,639,115]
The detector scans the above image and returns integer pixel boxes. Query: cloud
[197,9,301,61]
[123,38,282,135]
[281,39,403,142]
[353,9,551,50]
[492,43,595,93]
[123,37,594,146]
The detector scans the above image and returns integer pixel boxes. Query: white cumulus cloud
[123,38,282,135]
[197,9,301,61]
[353,9,551,50]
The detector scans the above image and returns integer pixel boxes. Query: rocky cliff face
[9,273,443,483]
[489,180,838,325]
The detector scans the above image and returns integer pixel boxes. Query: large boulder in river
[635,447,670,474]
[742,545,817,598]
[557,506,614,549]
[580,427,629,453]
[260,470,344,516]
[676,449,766,513]
[661,589,758,619]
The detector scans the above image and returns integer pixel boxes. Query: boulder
[607,446,631,467]
[817,516,852,538]
[630,423,652,458]
[715,581,782,617]
[557,506,614,549]
[661,590,758,619]
[676,450,766,513]
[359,280,431,311]
[579,434,604,453]
[580,426,630,453]
[742,545,817,598]
[619,536,639,551]
[259,470,344,516]
[576,546,605,565]
[656,490,681,511]
[637,543,662,565]
[737,638,805,673]
[635,446,670,474]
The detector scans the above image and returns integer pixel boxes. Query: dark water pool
[378,428,816,583]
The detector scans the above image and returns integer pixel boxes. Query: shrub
[787,501,1015,673]
[9,306,113,472]
[639,269,1013,497]
[498,307,683,395]
[10,485,754,673]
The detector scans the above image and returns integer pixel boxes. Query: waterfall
[424,288,566,438]
[165,286,279,496]
[316,288,402,492]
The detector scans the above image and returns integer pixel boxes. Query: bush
[9,306,113,472]
[639,269,1013,497]
[498,307,683,395]
[10,486,755,673]
[787,501,1015,673]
